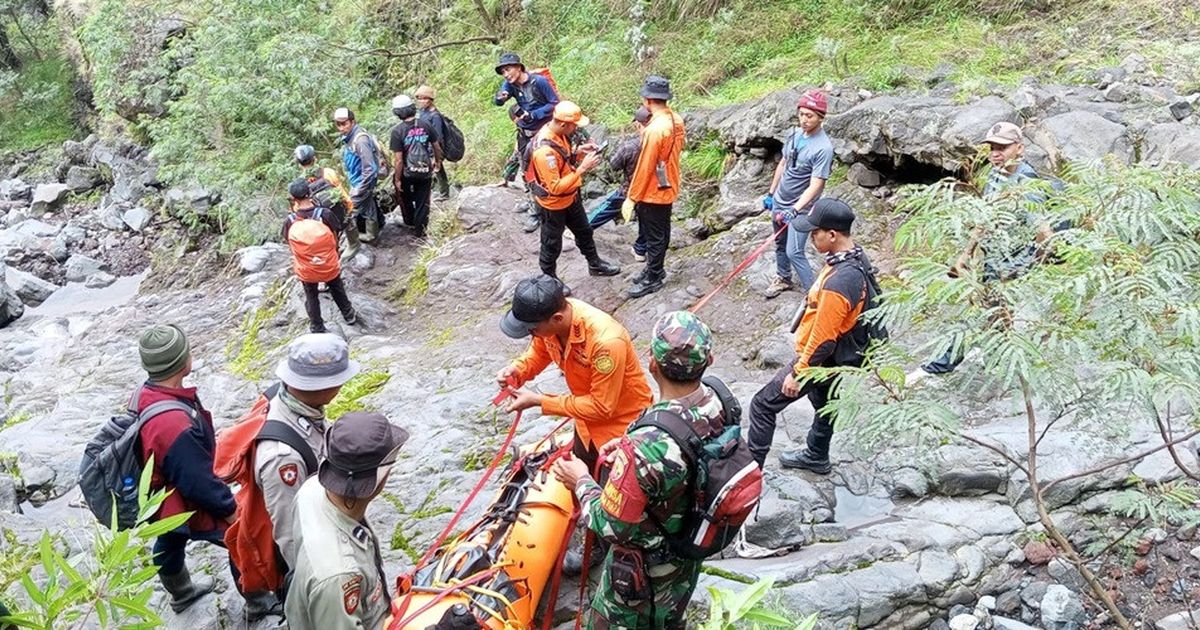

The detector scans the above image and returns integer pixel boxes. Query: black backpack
[79,390,197,530]
[400,121,435,178]
[439,114,466,163]
[631,376,764,560]
[832,256,889,366]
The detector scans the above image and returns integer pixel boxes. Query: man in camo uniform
[552,310,721,629]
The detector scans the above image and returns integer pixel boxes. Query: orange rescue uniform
[627,107,685,205]
[529,127,584,211]
[792,257,867,374]
[510,298,653,449]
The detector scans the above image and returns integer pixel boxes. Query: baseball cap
[798,90,828,116]
[984,121,1023,145]
[274,333,361,391]
[552,101,589,127]
[651,311,713,381]
[391,94,414,110]
[500,275,568,339]
[288,178,311,200]
[791,198,855,233]
[318,411,409,499]
[332,107,353,122]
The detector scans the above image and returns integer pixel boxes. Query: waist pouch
[610,546,653,601]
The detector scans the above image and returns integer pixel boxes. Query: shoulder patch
[342,575,363,615]
[545,153,558,170]
[593,348,614,375]
[599,439,648,523]
[278,463,299,487]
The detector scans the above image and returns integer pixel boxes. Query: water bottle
[122,476,135,495]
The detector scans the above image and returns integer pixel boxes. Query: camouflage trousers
[587,548,701,630]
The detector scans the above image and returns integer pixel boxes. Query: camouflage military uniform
[572,311,717,629]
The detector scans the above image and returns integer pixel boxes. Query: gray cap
[274,333,360,390]
[319,411,409,499]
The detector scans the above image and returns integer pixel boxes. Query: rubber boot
[362,217,381,243]
[242,591,284,623]
[340,219,361,261]
[159,567,215,613]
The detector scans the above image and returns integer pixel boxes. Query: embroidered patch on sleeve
[599,439,647,523]
[593,349,615,375]
[342,575,363,615]
[278,463,299,487]
[545,154,558,170]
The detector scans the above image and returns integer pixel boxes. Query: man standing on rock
[494,52,560,233]
[389,94,443,239]
[587,105,651,263]
[762,90,835,299]
[284,180,359,334]
[294,144,360,260]
[551,311,719,629]
[134,324,235,613]
[285,411,408,630]
[627,75,685,299]
[747,199,870,473]
[334,107,382,243]
[415,85,452,201]
[526,101,620,279]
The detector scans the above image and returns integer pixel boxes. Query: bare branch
[956,433,1029,477]
[1041,428,1200,497]
[322,36,499,60]
[1152,403,1200,482]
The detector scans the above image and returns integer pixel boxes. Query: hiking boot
[242,591,284,623]
[778,449,831,474]
[632,247,646,263]
[522,214,541,233]
[763,276,792,299]
[588,259,621,277]
[562,546,604,578]
[309,323,328,334]
[343,309,359,326]
[628,274,665,299]
[515,200,533,214]
[159,568,215,614]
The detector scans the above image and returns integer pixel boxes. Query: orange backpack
[287,208,340,283]
[530,67,559,98]
[214,384,317,592]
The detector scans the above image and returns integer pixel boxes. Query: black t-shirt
[389,119,438,178]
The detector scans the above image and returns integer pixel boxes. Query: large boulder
[455,186,525,232]
[0,279,23,328]
[3,266,59,306]
[743,473,836,549]
[1030,111,1134,166]
[65,165,103,193]
[64,254,109,284]
[30,183,71,213]
[0,178,32,202]
[122,206,153,232]
[1142,123,1200,167]
[1040,584,1086,630]
[163,186,216,216]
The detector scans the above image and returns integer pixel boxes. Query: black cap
[288,178,311,200]
[633,106,651,124]
[318,411,409,499]
[793,198,855,233]
[640,75,673,101]
[495,52,525,75]
[500,275,567,338]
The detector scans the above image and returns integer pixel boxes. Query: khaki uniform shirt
[286,478,390,630]
[252,392,327,568]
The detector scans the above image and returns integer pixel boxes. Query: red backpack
[286,208,340,283]
[214,384,317,592]
[630,376,763,560]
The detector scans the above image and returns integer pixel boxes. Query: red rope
[689,223,789,314]
[390,566,502,629]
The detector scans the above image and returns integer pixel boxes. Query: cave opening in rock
[860,154,962,188]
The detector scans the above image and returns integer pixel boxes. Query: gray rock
[846,162,883,187]
[1046,557,1085,592]
[1032,111,1133,165]
[1040,584,1085,629]
[455,186,526,232]
[744,473,835,548]
[122,206,153,232]
[978,595,997,611]
[61,137,95,165]
[1021,580,1048,609]
[929,621,951,630]
[1092,66,1127,89]
[929,443,1011,496]
[346,247,376,274]
[50,225,86,262]
[0,279,23,328]
[97,195,130,231]
[850,560,924,625]
[1142,124,1200,167]
[65,166,103,193]
[84,271,117,289]
[163,186,215,215]
[0,473,17,512]
[897,497,1024,537]
[755,334,794,369]
[949,614,979,630]
[0,178,32,202]
[1156,609,1200,630]
[3,266,59,306]
[1169,99,1193,122]
[64,254,108,283]
[1119,53,1149,76]
[1103,83,1137,103]
[995,589,1021,614]
[994,617,1039,630]
[30,183,71,213]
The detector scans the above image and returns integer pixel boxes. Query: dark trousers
[539,197,601,278]
[302,275,354,333]
[153,528,227,576]
[588,192,648,255]
[747,366,836,467]
[434,165,450,197]
[635,202,672,279]
[399,176,433,237]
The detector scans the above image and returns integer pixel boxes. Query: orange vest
[628,108,685,205]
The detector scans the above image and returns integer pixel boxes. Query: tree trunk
[0,28,20,70]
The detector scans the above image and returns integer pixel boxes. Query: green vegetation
[390,242,440,306]
[381,480,454,562]
[0,2,78,152]
[699,577,813,629]
[326,368,391,419]
[224,280,290,380]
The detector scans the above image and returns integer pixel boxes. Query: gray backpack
[78,390,196,530]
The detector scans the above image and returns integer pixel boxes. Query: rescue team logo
[545,153,557,170]
[342,575,363,615]
[594,349,615,375]
[279,464,299,487]
[599,440,648,523]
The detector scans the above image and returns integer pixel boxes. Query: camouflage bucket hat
[651,311,713,381]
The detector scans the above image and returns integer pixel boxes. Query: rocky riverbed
[2,64,1200,629]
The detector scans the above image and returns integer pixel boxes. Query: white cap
[391,94,414,110]
[332,107,352,122]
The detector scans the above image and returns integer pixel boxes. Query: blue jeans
[773,215,814,291]
[587,191,646,255]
